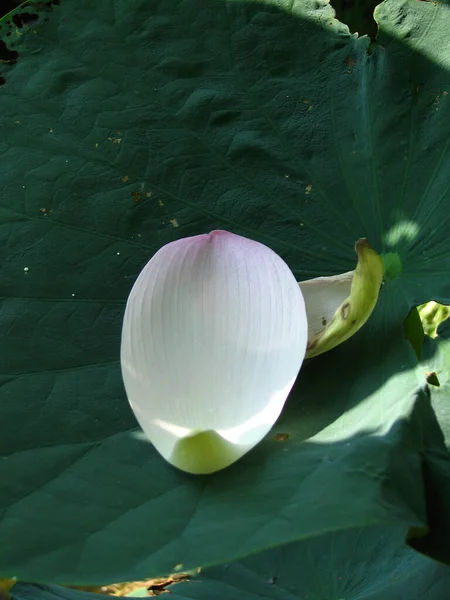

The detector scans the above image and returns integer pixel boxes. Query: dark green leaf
[408,323,450,563]
[1,0,450,584]
[11,526,450,600]
[170,526,450,600]
[11,584,107,600]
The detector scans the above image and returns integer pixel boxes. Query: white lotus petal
[299,271,353,341]
[121,230,307,474]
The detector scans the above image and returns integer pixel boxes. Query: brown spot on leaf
[274,433,289,441]
[345,56,356,73]
[132,191,142,204]
[121,175,129,183]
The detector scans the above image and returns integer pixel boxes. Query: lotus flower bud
[121,230,308,474]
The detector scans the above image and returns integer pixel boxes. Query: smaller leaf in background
[121,230,307,474]
[10,584,107,600]
[169,525,450,600]
[9,524,450,600]
[301,239,384,358]
[418,302,450,339]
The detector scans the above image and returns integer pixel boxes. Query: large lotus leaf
[10,526,450,600]
[1,0,450,585]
